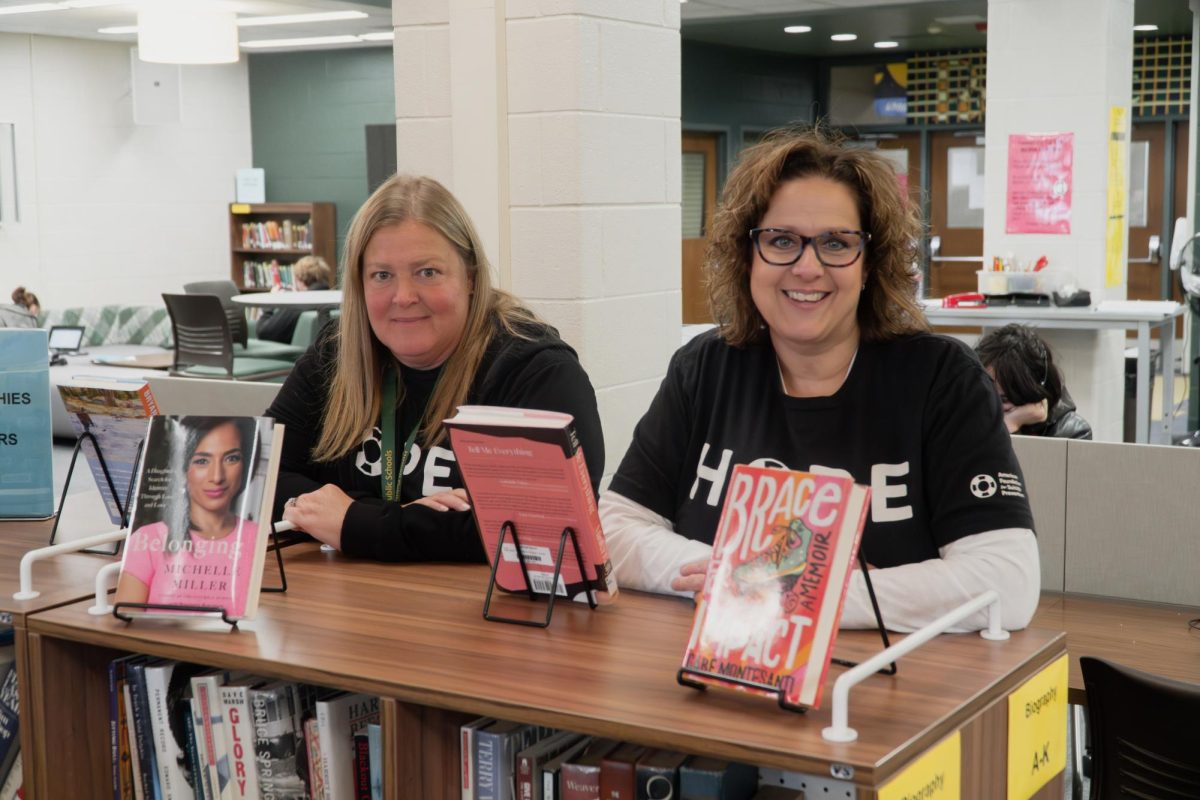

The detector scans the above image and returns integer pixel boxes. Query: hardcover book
[219,682,262,800]
[57,377,159,526]
[248,682,307,800]
[599,742,646,800]
[558,738,619,800]
[444,406,617,604]
[681,465,870,710]
[114,415,284,620]
[314,692,380,800]
[540,736,593,800]
[460,716,494,800]
[634,750,687,800]
[677,757,757,800]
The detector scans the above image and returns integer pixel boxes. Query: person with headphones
[975,323,1093,439]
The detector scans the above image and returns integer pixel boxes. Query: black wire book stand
[49,433,144,553]
[482,520,598,629]
[111,520,291,632]
[676,549,895,714]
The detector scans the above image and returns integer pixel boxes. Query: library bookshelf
[229,202,336,292]
[18,543,1066,799]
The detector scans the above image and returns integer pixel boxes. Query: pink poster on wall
[1006,132,1074,234]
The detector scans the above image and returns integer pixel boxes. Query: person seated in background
[975,324,1092,439]
[254,255,336,344]
[10,286,40,317]
[268,174,604,562]
[599,126,1039,633]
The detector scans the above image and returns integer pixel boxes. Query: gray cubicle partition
[1062,439,1200,606]
[1011,436,1068,592]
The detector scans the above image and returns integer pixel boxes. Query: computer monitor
[47,325,85,354]
[146,375,281,418]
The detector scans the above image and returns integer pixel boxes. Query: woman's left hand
[282,484,354,550]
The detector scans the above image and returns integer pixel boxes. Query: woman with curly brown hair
[599,127,1039,632]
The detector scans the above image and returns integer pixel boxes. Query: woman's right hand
[404,488,471,513]
[1004,398,1049,433]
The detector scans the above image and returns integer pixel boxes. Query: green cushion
[235,340,306,361]
[181,357,294,379]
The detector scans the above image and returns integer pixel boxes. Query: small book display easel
[48,433,143,552]
[677,550,894,714]
[482,521,597,629]
[112,522,290,631]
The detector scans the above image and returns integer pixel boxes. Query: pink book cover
[445,406,617,604]
[681,465,870,709]
[115,416,284,620]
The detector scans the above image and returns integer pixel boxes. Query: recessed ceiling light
[784,25,812,34]
[831,33,857,42]
[1133,24,1158,32]
[238,11,368,28]
[241,35,361,49]
[874,40,899,49]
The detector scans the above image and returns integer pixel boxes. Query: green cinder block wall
[248,47,396,270]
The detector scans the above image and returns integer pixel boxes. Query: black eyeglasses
[749,228,871,268]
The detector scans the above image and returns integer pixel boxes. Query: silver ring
[285,497,298,508]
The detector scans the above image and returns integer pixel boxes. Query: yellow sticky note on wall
[1007,654,1068,800]
[879,731,960,800]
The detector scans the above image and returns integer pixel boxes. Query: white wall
[0,34,252,309]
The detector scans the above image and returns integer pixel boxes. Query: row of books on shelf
[243,260,298,291]
[240,220,312,251]
[460,717,802,800]
[109,655,380,800]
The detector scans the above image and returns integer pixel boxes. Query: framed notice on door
[1006,132,1074,234]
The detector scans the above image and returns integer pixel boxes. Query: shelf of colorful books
[20,544,1066,799]
[228,202,336,293]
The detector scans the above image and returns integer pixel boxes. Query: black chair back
[183,279,248,347]
[1081,656,1200,799]
[162,293,234,377]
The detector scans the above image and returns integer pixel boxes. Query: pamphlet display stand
[111,522,291,631]
[481,520,597,629]
[676,550,895,714]
[48,433,144,552]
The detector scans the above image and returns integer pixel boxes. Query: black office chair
[183,279,304,361]
[161,293,292,381]
[1080,656,1200,799]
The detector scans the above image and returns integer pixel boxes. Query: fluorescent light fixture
[63,0,131,7]
[874,40,899,49]
[358,31,395,42]
[99,24,137,34]
[241,35,360,49]
[783,25,811,34]
[138,3,239,64]
[831,33,858,42]
[1133,24,1158,32]
[237,10,367,28]
[0,4,64,15]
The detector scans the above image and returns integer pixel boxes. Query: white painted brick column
[984,0,1134,441]
[393,0,682,477]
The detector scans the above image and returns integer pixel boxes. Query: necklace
[776,348,859,398]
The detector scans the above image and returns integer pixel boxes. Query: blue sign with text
[0,330,53,517]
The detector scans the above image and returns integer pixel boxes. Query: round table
[232,290,343,332]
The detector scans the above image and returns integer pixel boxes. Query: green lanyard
[379,364,440,502]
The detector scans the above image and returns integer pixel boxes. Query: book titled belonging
[114,416,284,620]
[444,406,617,604]
[681,465,869,710]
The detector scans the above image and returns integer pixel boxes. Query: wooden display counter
[20,543,1065,799]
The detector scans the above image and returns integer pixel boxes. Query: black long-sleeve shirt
[265,318,604,562]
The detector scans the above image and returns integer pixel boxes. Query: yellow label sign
[1105,105,1128,288]
[231,203,251,214]
[1007,654,1068,800]
[879,731,961,800]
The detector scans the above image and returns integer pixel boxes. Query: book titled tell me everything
[444,406,617,605]
[116,416,284,620]
[682,465,870,710]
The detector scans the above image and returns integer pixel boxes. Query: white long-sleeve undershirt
[599,489,1040,633]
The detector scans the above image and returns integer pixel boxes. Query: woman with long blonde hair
[267,175,603,560]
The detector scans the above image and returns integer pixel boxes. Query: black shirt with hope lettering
[267,318,604,563]
[608,330,1033,569]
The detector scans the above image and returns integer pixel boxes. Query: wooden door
[872,132,922,207]
[682,132,719,324]
[929,130,986,297]
[1127,123,1165,302]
